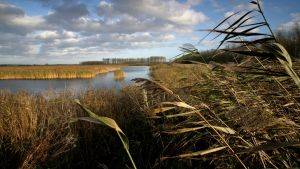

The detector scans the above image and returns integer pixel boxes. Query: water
[0,66,149,93]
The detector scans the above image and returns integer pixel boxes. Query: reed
[143,63,300,168]
[136,1,300,168]
[0,65,121,80]
[113,69,126,81]
[0,87,157,169]
[1,1,300,168]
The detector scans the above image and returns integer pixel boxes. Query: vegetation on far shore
[0,65,121,80]
[113,69,126,81]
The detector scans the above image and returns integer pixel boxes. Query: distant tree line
[80,61,105,65]
[81,56,166,65]
[276,24,300,59]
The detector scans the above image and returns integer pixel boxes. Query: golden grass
[0,87,150,169]
[0,65,121,79]
[146,63,300,168]
[113,69,126,81]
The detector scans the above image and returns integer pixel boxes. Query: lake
[0,66,149,93]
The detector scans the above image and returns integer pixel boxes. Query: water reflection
[0,66,149,93]
[113,69,126,81]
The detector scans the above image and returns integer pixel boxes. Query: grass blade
[75,99,137,169]
[161,102,196,110]
[162,146,227,160]
[163,126,206,134]
[208,125,236,134]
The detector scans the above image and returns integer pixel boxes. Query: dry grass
[0,87,157,169]
[0,65,121,79]
[113,69,126,81]
[145,63,300,168]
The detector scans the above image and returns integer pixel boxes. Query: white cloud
[160,34,176,41]
[11,15,44,28]
[278,13,300,30]
[200,39,217,47]
[96,0,208,34]
[35,30,59,40]
[0,0,209,63]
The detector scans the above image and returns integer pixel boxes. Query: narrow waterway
[0,66,149,93]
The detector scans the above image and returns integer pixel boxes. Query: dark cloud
[0,2,24,16]
[0,3,46,35]
[45,2,89,29]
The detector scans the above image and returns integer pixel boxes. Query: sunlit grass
[0,65,121,79]
[113,69,126,81]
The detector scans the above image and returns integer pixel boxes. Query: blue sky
[0,0,299,64]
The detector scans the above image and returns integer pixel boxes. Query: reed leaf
[162,146,227,159]
[152,106,175,114]
[204,29,270,37]
[163,126,206,134]
[151,110,200,119]
[199,11,241,42]
[207,125,236,134]
[227,37,275,45]
[132,78,182,101]
[160,102,196,110]
[74,99,137,169]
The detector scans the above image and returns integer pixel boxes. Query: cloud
[200,39,217,47]
[98,0,207,26]
[95,0,208,34]
[35,30,59,40]
[0,0,209,63]
[0,33,39,57]
[278,13,300,30]
[45,2,90,31]
[0,3,46,35]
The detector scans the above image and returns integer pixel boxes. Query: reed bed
[113,69,126,81]
[0,65,121,79]
[1,1,300,168]
[0,88,158,169]
[144,63,300,168]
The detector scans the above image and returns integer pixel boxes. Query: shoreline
[0,65,123,80]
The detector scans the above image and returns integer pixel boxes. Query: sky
[0,0,299,64]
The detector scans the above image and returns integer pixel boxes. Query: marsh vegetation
[0,0,300,169]
[113,69,126,81]
[0,65,121,80]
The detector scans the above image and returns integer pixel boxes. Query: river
[0,66,149,93]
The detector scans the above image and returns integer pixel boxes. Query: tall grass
[144,63,300,168]
[0,88,158,169]
[75,99,137,169]
[177,0,300,88]
[133,1,300,167]
[1,1,299,168]
[113,69,126,81]
[0,65,121,79]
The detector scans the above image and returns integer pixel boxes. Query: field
[0,65,121,79]
[0,62,299,169]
